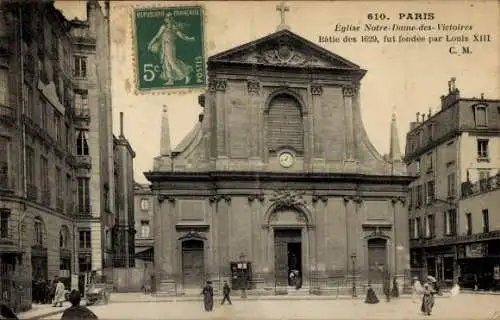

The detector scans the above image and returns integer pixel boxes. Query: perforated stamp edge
[127,2,209,96]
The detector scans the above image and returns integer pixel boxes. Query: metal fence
[151,269,414,297]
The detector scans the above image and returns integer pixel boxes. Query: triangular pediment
[209,29,361,70]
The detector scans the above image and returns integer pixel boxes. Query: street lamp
[350,253,357,298]
[239,252,247,298]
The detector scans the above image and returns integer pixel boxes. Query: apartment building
[0,0,134,310]
[134,183,154,266]
[0,1,78,311]
[69,0,115,284]
[112,113,136,270]
[459,179,500,289]
[404,78,500,288]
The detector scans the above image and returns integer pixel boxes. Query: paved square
[38,294,500,320]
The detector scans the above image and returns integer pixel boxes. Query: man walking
[221,280,232,305]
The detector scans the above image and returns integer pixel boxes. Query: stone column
[156,195,177,293]
[248,79,261,166]
[311,84,323,158]
[344,196,362,271]
[215,79,228,168]
[343,86,356,161]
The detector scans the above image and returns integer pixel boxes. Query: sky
[54,0,500,184]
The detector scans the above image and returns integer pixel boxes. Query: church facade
[145,28,414,294]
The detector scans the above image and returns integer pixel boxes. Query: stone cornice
[145,171,415,186]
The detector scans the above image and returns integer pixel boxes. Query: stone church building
[145,24,413,293]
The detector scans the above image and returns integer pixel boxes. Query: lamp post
[239,252,247,298]
[350,253,357,298]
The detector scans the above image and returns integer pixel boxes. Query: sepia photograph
[0,0,499,319]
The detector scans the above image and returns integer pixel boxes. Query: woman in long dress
[148,13,196,86]
[420,281,435,316]
[201,281,214,312]
[365,282,379,304]
[52,279,65,307]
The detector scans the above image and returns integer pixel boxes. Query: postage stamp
[133,6,206,92]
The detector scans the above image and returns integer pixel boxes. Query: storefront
[457,240,500,290]
[423,246,457,287]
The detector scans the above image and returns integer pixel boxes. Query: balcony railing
[27,184,38,201]
[41,190,51,207]
[0,209,22,246]
[461,174,500,198]
[0,104,16,125]
[73,108,90,120]
[76,206,91,217]
[410,229,500,248]
[72,155,92,169]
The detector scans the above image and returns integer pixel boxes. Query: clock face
[279,152,294,168]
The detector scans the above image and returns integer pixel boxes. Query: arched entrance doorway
[181,240,204,288]
[367,237,388,282]
[31,217,48,304]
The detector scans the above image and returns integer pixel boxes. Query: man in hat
[221,280,232,305]
[61,290,98,320]
[201,281,214,312]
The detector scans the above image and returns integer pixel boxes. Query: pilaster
[311,84,323,158]
[342,86,356,161]
[247,79,262,165]
[157,194,176,278]
[214,78,227,157]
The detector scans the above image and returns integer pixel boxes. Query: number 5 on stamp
[133,6,206,92]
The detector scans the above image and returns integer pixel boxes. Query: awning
[135,247,154,261]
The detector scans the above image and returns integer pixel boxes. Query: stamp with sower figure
[133,6,206,92]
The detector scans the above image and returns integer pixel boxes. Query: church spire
[159,105,172,156]
[276,1,290,31]
[389,108,402,163]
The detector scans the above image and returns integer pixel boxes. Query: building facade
[112,112,136,269]
[146,26,413,295]
[133,183,154,269]
[405,78,500,288]
[460,180,500,289]
[0,0,133,310]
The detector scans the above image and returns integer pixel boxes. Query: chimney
[441,77,460,110]
[416,112,420,122]
[119,112,124,137]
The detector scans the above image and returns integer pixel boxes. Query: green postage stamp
[133,6,206,92]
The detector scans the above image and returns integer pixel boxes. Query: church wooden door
[182,240,204,288]
[274,238,288,285]
[367,238,387,282]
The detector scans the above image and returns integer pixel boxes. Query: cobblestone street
[35,294,500,320]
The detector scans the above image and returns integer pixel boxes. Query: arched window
[33,217,44,246]
[266,94,304,154]
[473,105,487,127]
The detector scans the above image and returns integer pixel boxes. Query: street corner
[133,5,207,94]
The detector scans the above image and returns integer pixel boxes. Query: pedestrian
[364,281,379,304]
[412,277,423,303]
[221,280,232,305]
[0,302,19,320]
[383,272,391,302]
[52,279,65,307]
[61,290,98,320]
[391,277,399,298]
[450,281,460,297]
[201,281,214,312]
[420,280,435,316]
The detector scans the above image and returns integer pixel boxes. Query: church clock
[278,152,295,168]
